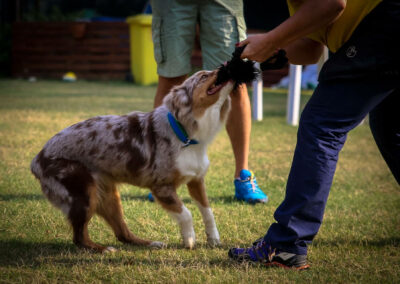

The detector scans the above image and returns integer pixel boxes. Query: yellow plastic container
[126,15,158,85]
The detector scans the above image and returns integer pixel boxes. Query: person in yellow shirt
[229,0,399,269]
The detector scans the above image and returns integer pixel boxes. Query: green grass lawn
[0,79,399,283]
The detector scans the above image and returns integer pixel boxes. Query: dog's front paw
[104,246,117,253]
[184,236,195,249]
[207,237,221,248]
[148,241,166,249]
[206,228,220,248]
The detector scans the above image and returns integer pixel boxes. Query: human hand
[237,33,279,62]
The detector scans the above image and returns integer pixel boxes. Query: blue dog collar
[167,112,198,147]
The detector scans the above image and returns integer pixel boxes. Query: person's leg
[153,75,187,108]
[148,0,197,201]
[229,0,400,267]
[199,1,267,203]
[226,84,251,177]
[152,0,196,107]
[264,79,397,255]
[229,79,397,264]
[151,0,197,80]
[369,88,400,184]
[198,1,250,178]
[267,1,400,241]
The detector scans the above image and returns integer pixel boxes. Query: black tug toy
[216,45,288,87]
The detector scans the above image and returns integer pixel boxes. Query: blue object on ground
[234,169,268,204]
[147,192,154,202]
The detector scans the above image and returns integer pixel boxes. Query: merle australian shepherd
[31,50,257,252]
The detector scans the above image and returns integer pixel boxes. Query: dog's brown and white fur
[31,70,233,252]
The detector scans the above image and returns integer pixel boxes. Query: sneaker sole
[235,196,268,204]
[228,250,309,270]
[264,262,310,270]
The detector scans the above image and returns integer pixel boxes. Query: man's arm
[238,0,345,62]
[285,38,324,65]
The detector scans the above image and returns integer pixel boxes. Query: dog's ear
[163,84,193,120]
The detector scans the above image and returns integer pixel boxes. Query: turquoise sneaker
[234,169,268,204]
[147,192,155,202]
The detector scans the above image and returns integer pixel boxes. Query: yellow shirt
[287,0,382,52]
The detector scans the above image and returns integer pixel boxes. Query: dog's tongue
[207,84,223,95]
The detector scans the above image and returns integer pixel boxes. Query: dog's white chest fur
[175,104,225,181]
[176,146,209,181]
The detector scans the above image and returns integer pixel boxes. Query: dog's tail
[30,150,44,179]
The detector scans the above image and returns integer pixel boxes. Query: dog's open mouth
[214,46,259,89]
[207,80,228,95]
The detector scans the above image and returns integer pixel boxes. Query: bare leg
[154,75,187,107]
[187,179,220,247]
[226,84,251,178]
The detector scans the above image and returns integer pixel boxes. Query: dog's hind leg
[36,158,112,253]
[68,184,114,252]
[187,178,220,247]
[96,183,164,248]
[63,166,118,253]
[152,186,195,249]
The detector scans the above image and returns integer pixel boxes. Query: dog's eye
[201,74,208,81]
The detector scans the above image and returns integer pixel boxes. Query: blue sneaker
[147,192,155,202]
[228,239,309,270]
[234,169,268,204]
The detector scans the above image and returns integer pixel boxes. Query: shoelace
[242,177,260,193]
[251,241,277,262]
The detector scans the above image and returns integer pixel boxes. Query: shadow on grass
[0,194,44,201]
[3,237,398,270]
[0,239,238,269]
[0,239,166,267]
[0,239,75,267]
[312,237,400,248]
[1,193,237,204]
[0,193,239,205]
[121,194,242,205]
[37,254,238,269]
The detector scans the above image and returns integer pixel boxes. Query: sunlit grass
[0,79,399,283]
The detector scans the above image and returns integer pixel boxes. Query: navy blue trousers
[264,0,400,255]
[264,79,399,255]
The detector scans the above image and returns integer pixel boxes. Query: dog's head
[163,70,233,134]
[162,58,257,142]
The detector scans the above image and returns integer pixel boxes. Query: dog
[30,69,238,252]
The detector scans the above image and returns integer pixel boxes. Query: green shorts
[151,0,247,78]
